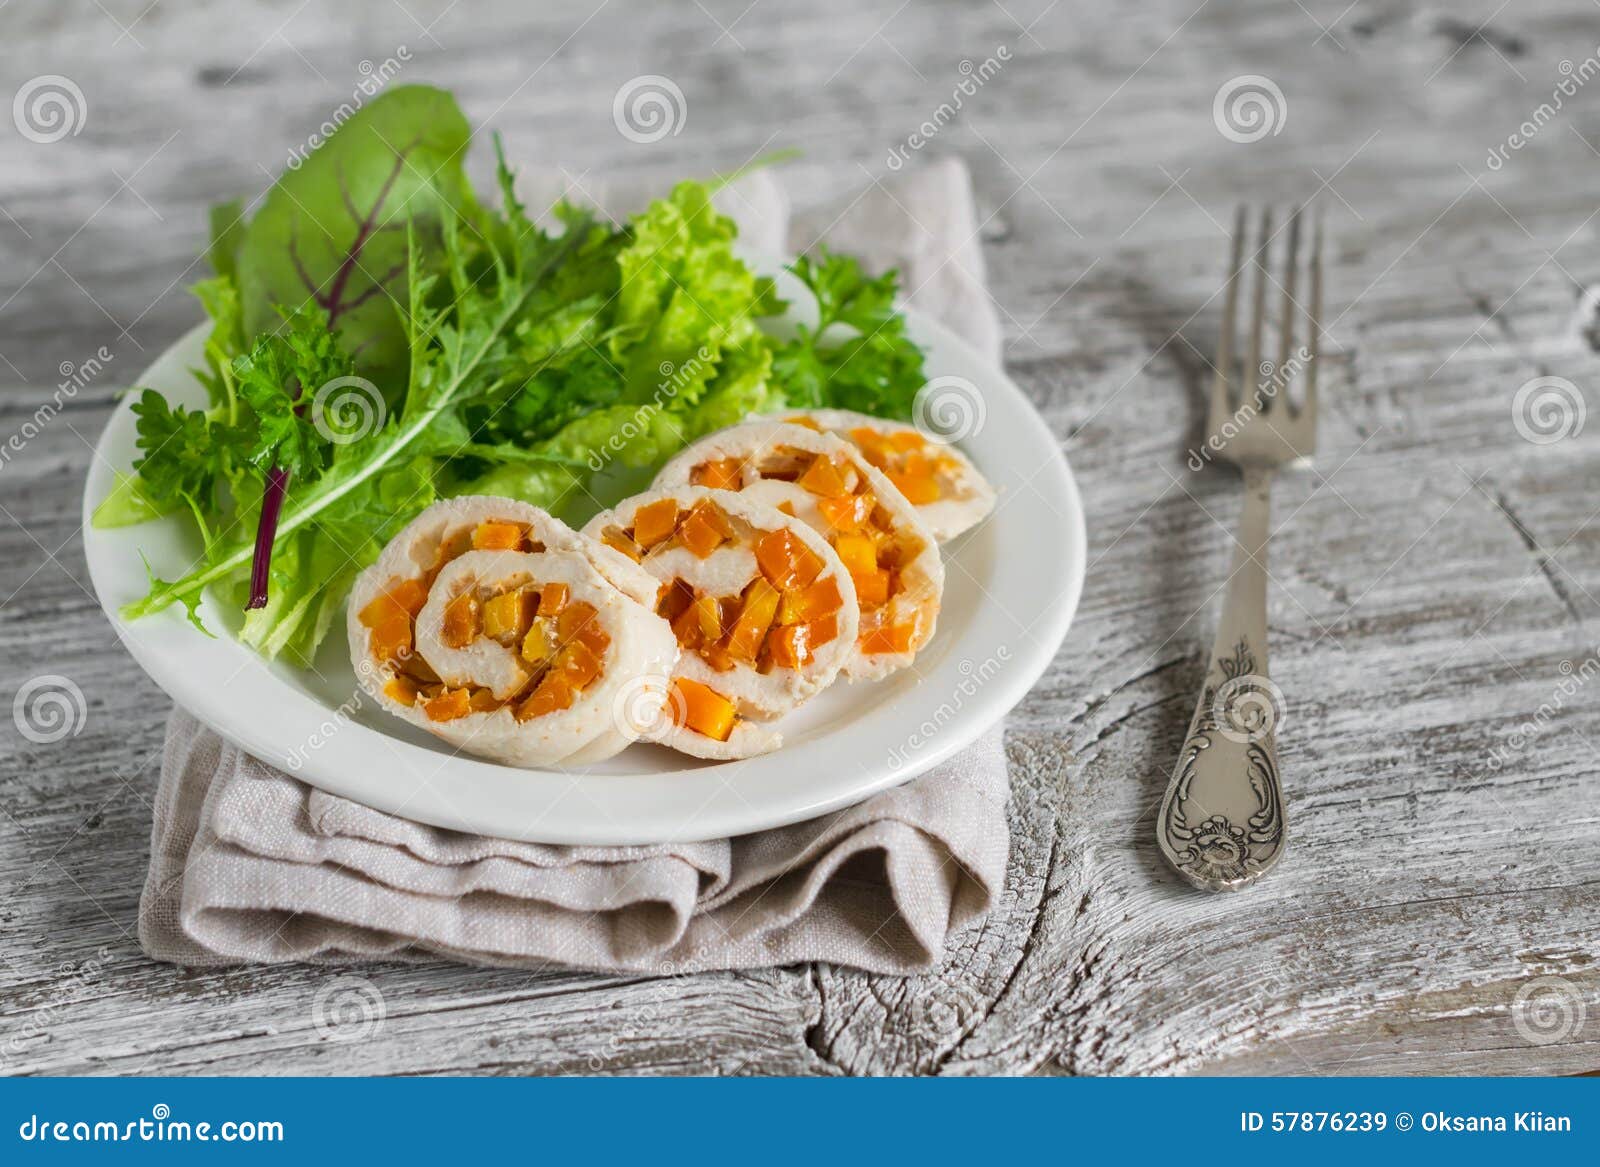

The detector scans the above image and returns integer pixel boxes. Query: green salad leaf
[772,248,926,417]
[227,85,476,377]
[104,86,934,667]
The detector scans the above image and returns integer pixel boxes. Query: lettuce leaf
[226,85,477,377]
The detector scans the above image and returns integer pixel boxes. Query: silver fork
[1157,205,1322,892]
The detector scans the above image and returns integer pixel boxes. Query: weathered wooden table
[3,0,1597,1075]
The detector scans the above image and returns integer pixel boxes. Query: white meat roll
[772,409,996,540]
[583,486,860,760]
[348,500,677,768]
[653,421,943,681]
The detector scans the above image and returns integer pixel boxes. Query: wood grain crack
[1470,477,1582,624]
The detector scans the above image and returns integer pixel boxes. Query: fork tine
[1210,206,1248,432]
[1244,207,1272,409]
[1276,205,1301,406]
[1303,209,1323,424]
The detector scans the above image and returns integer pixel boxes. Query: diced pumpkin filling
[422,688,472,722]
[422,520,547,586]
[358,578,430,664]
[847,426,959,505]
[692,445,929,657]
[472,521,527,551]
[364,568,611,723]
[441,592,480,649]
[689,457,744,490]
[632,498,679,548]
[754,528,825,590]
[670,677,737,742]
[628,502,848,696]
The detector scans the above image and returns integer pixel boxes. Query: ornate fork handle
[1158,466,1288,891]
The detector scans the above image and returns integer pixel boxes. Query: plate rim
[82,287,1086,844]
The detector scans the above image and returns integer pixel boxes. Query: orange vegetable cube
[727,578,780,662]
[798,455,849,498]
[429,530,473,580]
[362,613,411,664]
[860,623,917,655]
[602,529,643,562]
[577,624,611,656]
[632,498,679,548]
[693,594,722,642]
[558,640,603,689]
[473,521,525,551]
[521,621,555,665]
[833,533,878,581]
[850,427,895,469]
[784,416,822,431]
[358,587,418,664]
[656,579,694,622]
[516,672,574,721]
[700,642,736,672]
[767,623,814,670]
[482,590,537,644]
[423,688,473,722]
[855,568,891,606]
[888,428,927,452]
[537,582,570,617]
[671,677,736,742]
[383,675,420,706]
[468,689,501,712]
[690,458,743,490]
[818,492,873,532]
[556,601,599,643]
[809,614,840,646]
[678,501,731,558]
[780,576,844,625]
[887,469,941,505]
[755,528,825,590]
[671,604,704,650]
[386,578,430,618]
[441,592,480,648]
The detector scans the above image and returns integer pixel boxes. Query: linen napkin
[138,157,1011,975]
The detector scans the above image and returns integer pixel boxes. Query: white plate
[83,262,1085,844]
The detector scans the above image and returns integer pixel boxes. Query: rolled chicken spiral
[653,421,944,681]
[348,497,677,768]
[774,408,996,541]
[584,486,860,759]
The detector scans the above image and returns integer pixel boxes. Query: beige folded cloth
[138,158,1012,975]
